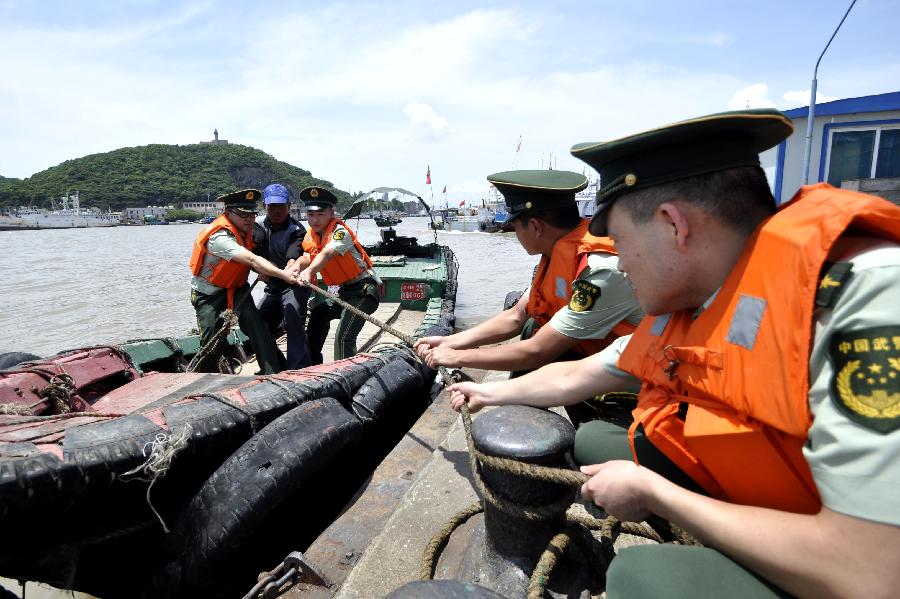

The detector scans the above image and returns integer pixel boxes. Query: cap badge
[310,189,319,198]
[624,174,637,187]
[245,191,254,199]
[525,201,533,209]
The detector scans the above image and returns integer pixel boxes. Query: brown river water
[0,217,538,357]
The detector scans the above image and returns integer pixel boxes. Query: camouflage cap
[570,108,793,235]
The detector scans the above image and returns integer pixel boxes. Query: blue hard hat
[263,183,290,204]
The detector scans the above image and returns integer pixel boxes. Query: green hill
[0,144,349,211]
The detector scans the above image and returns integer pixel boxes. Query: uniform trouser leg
[573,420,791,598]
[606,544,790,599]
[282,285,311,369]
[334,280,379,361]
[256,290,288,371]
[307,298,337,366]
[191,289,227,373]
[233,285,283,375]
[573,419,707,494]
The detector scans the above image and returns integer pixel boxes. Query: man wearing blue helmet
[252,183,312,369]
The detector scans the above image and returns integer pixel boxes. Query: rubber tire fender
[351,356,424,425]
[503,290,525,311]
[154,397,362,597]
[0,351,42,370]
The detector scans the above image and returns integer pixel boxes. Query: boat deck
[288,374,656,598]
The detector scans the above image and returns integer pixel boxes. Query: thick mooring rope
[187,279,260,373]
[304,283,416,346]
[422,398,701,597]
[186,309,240,373]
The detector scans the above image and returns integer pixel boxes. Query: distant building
[401,200,419,215]
[773,91,900,205]
[183,201,225,216]
[199,128,229,145]
[124,206,169,222]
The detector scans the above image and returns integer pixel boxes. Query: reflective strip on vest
[189,214,253,307]
[650,314,671,336]
[726,294,767,350]
[301,218,372,286]
[618,184,900,514]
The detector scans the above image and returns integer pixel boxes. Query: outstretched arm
[415,298,528,357]
[230,247,296,284]
[448,342,637,413]
[297,246,338,286]
[422,322,577,370]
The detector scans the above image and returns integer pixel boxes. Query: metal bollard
[468,405,578,596]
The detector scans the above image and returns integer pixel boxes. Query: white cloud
[403,102,448,142]
[684,32,731,47]
[782,89,839,107]
[2,4,895,203]
[727,83,776,110]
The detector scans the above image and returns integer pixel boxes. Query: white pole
[801,0,857,185]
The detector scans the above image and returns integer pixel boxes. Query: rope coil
[422,399,701,596]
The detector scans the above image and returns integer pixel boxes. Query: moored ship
[0,192,118,231]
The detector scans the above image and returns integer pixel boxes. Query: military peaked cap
[570,108,793,235]
[219,189,261,210]
[299,186,338,211]
[488,170,588,229]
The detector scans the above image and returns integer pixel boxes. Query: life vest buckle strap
[662,344,680,380]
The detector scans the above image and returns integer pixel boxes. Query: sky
[1,0,899,204]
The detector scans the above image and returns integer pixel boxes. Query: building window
[876,129,900,178]
[826,125,900,186]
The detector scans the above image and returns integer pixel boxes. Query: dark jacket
[253,215,307,291]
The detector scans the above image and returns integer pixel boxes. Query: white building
[183,201,225,216]
[124,206,169,221]
[773,91,900,204]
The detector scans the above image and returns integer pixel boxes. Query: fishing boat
[373,213,402,227]
[0,222,458,598]
[350,188,412,229]
[0,192,118,231]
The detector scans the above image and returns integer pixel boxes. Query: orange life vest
[301,218,373,286]
[618,184,900,513]
[525,219,636,356]
[189,214,254,308]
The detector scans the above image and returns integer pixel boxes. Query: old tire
[503,290,524,311]
[0,351,41,370]
[154,397,363,598]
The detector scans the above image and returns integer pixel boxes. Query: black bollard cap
[471,406,574,464]
[385,580,506,598]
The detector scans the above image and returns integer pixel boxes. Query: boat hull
[0,235,458,598]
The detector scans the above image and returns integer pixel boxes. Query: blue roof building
[773,91,900,204]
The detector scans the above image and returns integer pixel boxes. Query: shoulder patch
[569,280,601,312]
[815,261,853,309]
[829,326,900,434]
[332,229,346,241]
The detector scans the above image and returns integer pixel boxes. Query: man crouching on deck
[448,109,900,598]
[415,170,642,426]
[190,189,298,374]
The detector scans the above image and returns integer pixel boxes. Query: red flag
[426,165,431,185]
[459,200,465,207]
[442,185,447,194]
